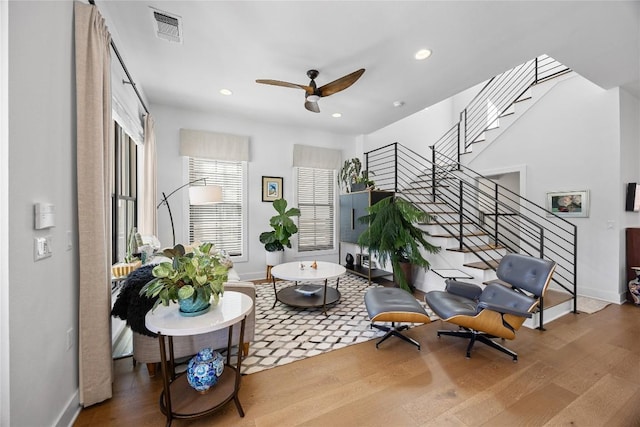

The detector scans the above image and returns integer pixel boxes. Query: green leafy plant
[139,242,230,311]
[338,158,375,192]
[259,198,301,252]
[357,196,440,291]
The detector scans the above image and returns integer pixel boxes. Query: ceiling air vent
[150,7,183,43]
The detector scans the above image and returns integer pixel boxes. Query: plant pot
[178,287,212,316]
[394,261,413,290]
[350,182,367,192]
[265,249,284,266]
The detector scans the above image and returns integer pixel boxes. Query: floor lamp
[157,178,223,246]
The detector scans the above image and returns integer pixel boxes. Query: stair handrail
[432,54,571,165]
[364,142,578,325]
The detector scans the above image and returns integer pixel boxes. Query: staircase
[363,55,577,329]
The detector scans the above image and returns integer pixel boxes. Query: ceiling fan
[256,68,365,113]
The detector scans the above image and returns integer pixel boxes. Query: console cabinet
[339,190,391,282]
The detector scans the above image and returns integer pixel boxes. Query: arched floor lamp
[157,178,223,246]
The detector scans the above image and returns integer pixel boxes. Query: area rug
[576,296,611,314]
[241,273,435,375]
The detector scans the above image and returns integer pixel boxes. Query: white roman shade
[180,128,249,161]
[293,144,341,170]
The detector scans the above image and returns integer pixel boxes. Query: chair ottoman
[364,287,431,350]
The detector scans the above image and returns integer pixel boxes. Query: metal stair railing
[433,54,571,165]
[364,143,577,330]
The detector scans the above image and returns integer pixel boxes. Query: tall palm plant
[357,196,440,291]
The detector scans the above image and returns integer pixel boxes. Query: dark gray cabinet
[340,190,388,243]
[339,190,391,281]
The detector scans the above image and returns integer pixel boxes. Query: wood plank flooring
[74,303,640,426]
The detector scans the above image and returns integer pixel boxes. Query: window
[296,167,335,252]
[111,121,137,264]
[189,157,246,257]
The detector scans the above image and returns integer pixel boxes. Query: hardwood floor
[75,303,640,426]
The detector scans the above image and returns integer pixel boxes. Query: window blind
[296,167,335,252]
[189,158,244,256]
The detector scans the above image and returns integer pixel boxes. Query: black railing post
[394,142,398,193]
[431,146,437,203]
[573,230,578,314]
[459,181,464,250]
[494,184,499,246]
[538,227,545,331]
[534,56,539,84]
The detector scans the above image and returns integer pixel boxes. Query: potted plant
[339,158,375,193]
[357,196,440,292]
[259,198,301,266]
[139,242,231,315]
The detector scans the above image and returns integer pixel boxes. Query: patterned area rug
[241,273,434,375]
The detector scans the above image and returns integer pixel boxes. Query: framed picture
[546,190,589,218]
[262,176,283,202]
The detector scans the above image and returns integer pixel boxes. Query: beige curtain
[139,114,157,236]
[74,1,113,406]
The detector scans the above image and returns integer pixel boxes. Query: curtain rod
[88,0,150,115]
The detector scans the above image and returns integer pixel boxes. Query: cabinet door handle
[351,209,355,230]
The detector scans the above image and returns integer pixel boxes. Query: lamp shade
[189,185,223,205]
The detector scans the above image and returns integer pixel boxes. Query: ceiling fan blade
[318,68,365,97]
[305,101,320,113]
[256,79,313,94]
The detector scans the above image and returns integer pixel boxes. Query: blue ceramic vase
[178,288,211,316]
[186,348,225,393]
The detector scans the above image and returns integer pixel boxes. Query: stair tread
[447,244,504,253]
[463,259,501,270]
[431,231,488,238]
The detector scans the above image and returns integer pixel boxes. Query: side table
[145,291,254,426]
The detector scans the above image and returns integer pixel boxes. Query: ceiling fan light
[332,113,342,118]
[307,94,320,103]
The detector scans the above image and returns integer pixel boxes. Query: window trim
[293,166,338,257]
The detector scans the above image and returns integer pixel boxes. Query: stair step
[430,231,488,238]
[463,259,501,270]
[447,244,504,253]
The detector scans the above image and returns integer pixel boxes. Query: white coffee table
[270,261,346,315]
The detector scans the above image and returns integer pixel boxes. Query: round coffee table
[270,261,346,315]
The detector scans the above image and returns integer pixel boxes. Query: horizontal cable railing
[365,143,578,326]
[433,54,571,163]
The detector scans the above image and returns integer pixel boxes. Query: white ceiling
[97,1,640,136]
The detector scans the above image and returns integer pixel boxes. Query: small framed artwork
[262,176,283,202]
[546,190,589,218]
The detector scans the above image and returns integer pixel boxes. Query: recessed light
[219,89,232,96]
[393,101,405,108]
[414,49,432,60]
[332,113,342,118]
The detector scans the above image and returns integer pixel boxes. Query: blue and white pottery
[186,348,225,393]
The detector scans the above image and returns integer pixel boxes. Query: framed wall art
[262,176,283,202]
[546,190,589,218]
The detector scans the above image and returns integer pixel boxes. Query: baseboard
[55,390,80,427]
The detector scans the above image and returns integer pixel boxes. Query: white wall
[152,103,356,280]
[362,96,457,154]
[469,75,629,302]
[1,0,9,424]
[619,88,640,289]
[8,1,79,426]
